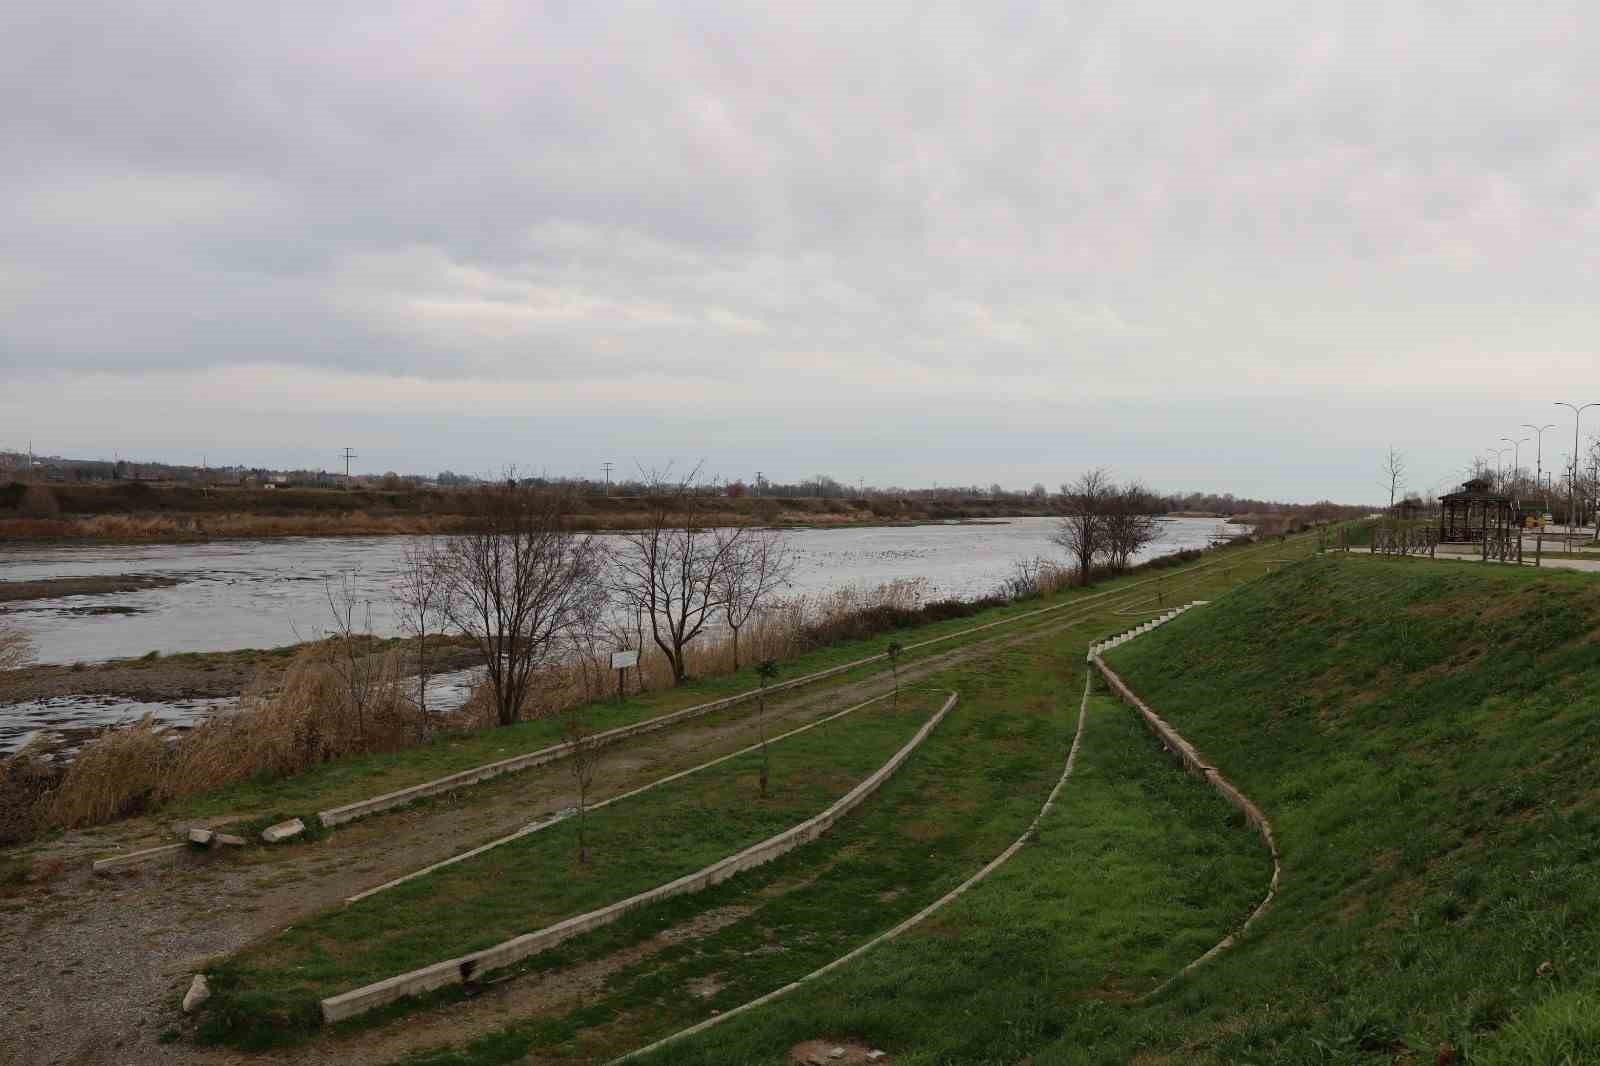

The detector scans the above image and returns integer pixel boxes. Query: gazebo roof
[1441,478,1509,504]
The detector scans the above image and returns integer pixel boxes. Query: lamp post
[1555,402,1600,537]
[1489,446,1512,491]
[1502,437,1529,499]
[1523,423,1554,515]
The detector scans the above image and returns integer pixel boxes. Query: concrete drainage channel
[1086,600,1207,661]
[1091,649,1282,999]
[316,691,960,1024]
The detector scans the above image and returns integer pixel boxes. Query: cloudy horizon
[5,3,1599,503]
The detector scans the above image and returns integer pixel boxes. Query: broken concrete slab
[212,832,246,847]
[186,828,214,847]
[261,818,305,844]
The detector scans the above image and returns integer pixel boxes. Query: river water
[0,516,1240,749]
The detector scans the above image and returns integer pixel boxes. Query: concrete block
[187,828,214,847]
[262,818,305,844]
[182,974,210,1013]
[212,832,246,847]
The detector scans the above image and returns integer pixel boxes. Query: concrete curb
[91,842,186,872]
[609,673,1096,1065]
[1086,600,1208,661]
[345,690,899,903]
[1090,654,1281,997]
[317,691,960,1024]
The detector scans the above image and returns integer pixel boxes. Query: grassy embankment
[632,553,1600,1065]
[191,534,1312,1057]
[392,693,1268,1066]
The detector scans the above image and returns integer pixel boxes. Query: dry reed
[28,643,426,833]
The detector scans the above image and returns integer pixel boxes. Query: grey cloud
[5,2,1600,500]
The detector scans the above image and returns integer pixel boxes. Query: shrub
[0,739,61,845]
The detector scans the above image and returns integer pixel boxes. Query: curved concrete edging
[317,691,960,1024]
[346,690,901,903]
[1091,654,1282,998]
[609,673,1096,1065]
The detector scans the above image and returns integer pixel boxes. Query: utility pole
[1555,402,1599,544]
[755,471,762,497]
[601,461,613,496]
[341,447,358,487]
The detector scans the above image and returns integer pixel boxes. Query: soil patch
[788,1038,888,1063]
[0,574,182,603]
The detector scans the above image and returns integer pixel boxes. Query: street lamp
[1523,423,1555,507]
[1489,446,1512,490]
[1501,437,1529,498]
[1554,402,1600,535]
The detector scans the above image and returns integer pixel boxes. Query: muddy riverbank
[0,574,182,602]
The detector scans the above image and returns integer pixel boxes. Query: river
[0,516,1241,749]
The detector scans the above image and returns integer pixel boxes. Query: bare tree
[439,483,605,727]
[714,527,794,670]
[1382,447,1407,513]
[393,538,448,737]
[1053,468,1114,585]
[323,572,388,743]
[1103,481,1161,571]
[609,466,745,686]
[754,658,780,797]
[563,704,601,863]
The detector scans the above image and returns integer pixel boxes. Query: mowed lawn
[625,690,1267,1066]
[201,687,949,1046]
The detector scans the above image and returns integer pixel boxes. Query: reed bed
[2,643,427,837]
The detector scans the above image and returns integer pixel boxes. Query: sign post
[610,649,638,703]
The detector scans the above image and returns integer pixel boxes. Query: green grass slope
[635,553,1600,1066]
[1092,555,1600,1064]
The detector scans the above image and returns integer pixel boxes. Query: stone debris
[829,1049,846,1060]
[261,818,306,844]
[186,828,214,847]
[867,1053,888,1063]
[212,832,247,847]
[181,974,209,1013]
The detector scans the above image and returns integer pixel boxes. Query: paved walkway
[1366,547,1600,573]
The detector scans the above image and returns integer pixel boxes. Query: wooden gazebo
[1438,478,1514,543]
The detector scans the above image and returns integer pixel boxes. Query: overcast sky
[4,3,1599,502]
